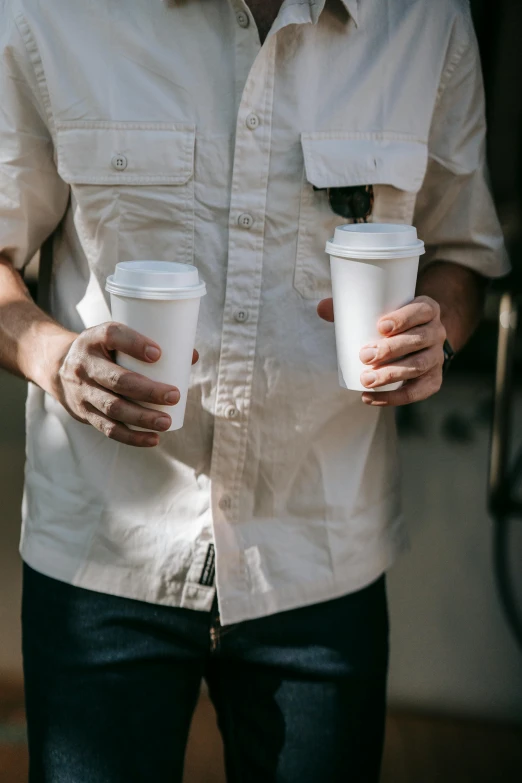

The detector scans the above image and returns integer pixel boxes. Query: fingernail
[362,393,375,405]
[165,390,180,405]
[144,435,159,447]
[361,371,377,387]
[379,320,394,334]
[145,346,161,361]
[360,347,377,363]
[155,416,171,431]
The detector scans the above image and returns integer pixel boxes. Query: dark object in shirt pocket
[313,184,374,222]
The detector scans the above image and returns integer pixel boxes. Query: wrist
[437,303,460,353]
[416,261,487,353]
[22,320,78,397]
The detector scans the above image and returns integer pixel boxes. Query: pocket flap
[301,133,427,193]
[56,122,195,185]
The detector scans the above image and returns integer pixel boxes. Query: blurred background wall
[1,0,522,760]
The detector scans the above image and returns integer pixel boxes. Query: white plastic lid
[105,261,207,300]
[326,223,425,260]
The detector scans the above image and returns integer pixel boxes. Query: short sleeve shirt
[0,0,508,624]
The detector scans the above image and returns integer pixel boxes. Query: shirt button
[111,154,128,171]
[219,495,232,511]
[236,11,250,28]
[225,405,239,419]
[238,213,254,229]
[246,113,260,130]
[233,308,249,323]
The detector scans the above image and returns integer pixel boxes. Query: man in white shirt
[0,0,508,781]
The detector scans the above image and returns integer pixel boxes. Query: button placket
[209,37,277,595]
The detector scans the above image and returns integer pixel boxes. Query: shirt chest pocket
[295,133,428,299]
[56,122,196,271]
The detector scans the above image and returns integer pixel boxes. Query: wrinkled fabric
[0,0,508,624]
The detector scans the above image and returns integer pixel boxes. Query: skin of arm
[317,260,488,406]
[0,254,75,393]
[0,254,197,446]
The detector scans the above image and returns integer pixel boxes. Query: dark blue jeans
[22,564,389,783]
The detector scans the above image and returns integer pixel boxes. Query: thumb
[317,298,334,322]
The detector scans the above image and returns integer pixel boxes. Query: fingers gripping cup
[325,224,425,393]
[106,261,206,431]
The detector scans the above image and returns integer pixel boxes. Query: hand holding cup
[321,223,429,399]
[106,261,206,432]
[54,322,199,448]
[317,294,446,406]
[358,295,446,406]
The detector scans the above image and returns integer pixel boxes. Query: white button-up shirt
[1,0,508,624]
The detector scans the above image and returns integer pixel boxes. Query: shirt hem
[20,514,408,624]
[20,534,216,613]
[217,518,408,625]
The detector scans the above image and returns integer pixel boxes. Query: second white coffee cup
[325,223,425,393]
[106,261,206,431]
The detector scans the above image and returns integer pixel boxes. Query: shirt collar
[160,1,360,29]
[310,0,359,26]
[340,0,359,27]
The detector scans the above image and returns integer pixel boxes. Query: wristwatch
[442,338,456,376]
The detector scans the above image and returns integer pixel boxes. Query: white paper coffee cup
[106,261,206,431]
[325,223,425,392]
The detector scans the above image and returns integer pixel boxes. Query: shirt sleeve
[413,9,510,279]
[0,3,69,271]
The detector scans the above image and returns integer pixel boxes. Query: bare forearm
[416,261,487,352]
[0,255,76,395]
[0,255,186,448]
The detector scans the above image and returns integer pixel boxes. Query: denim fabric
[22,564,388,783]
